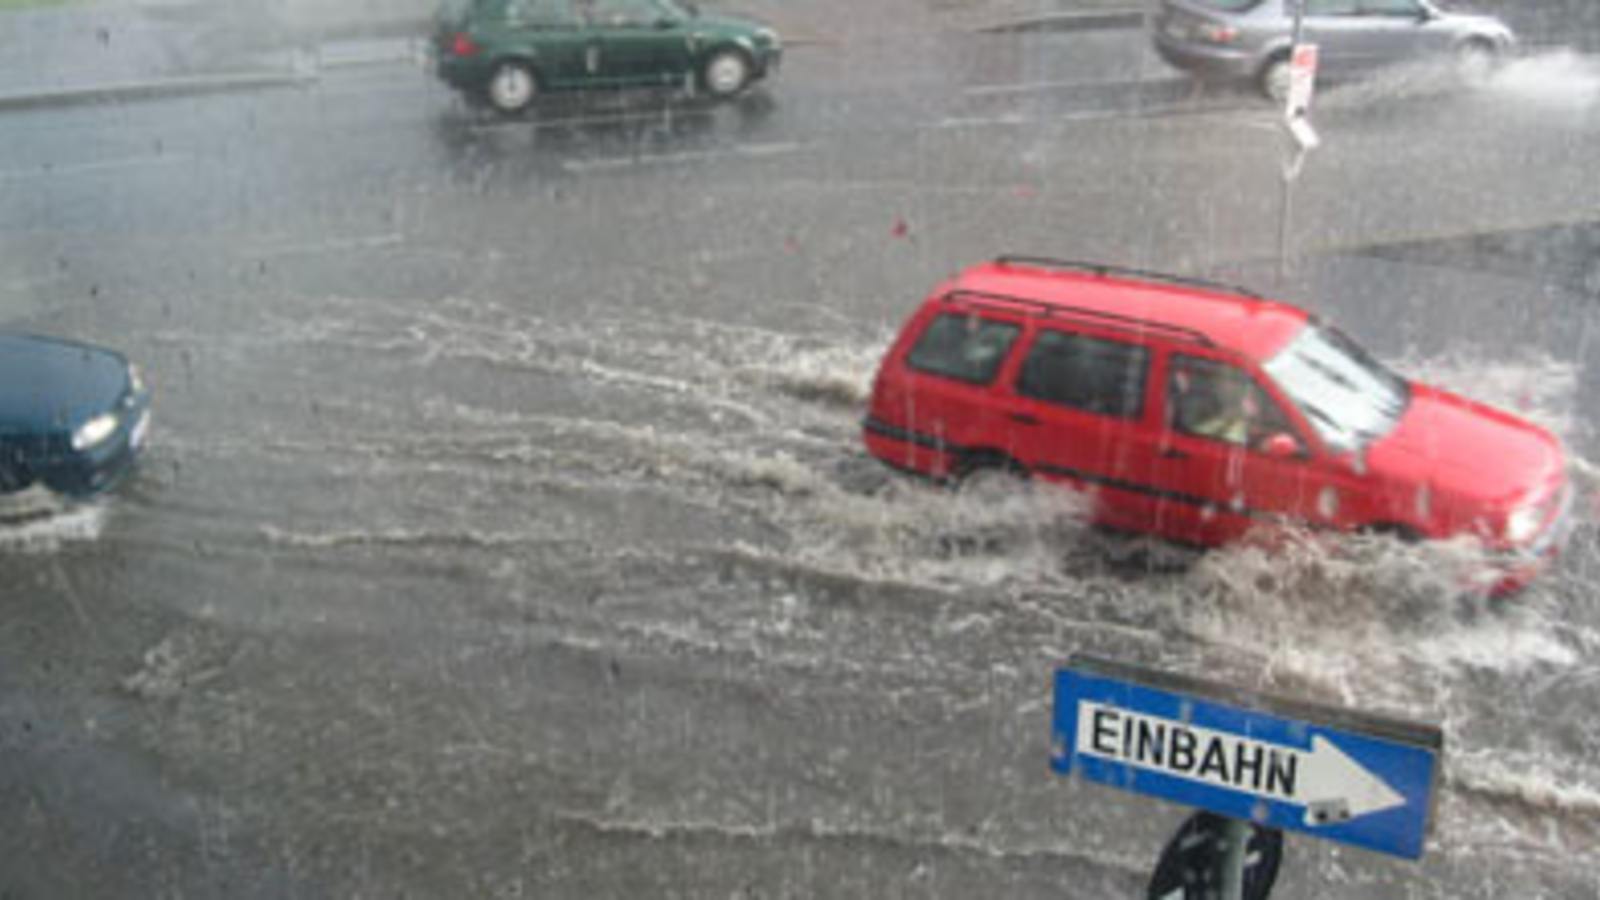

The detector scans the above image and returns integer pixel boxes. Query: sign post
[1148,811,1281,900]
[1285,42,1319,124]
[1052,656,1444,898]
[1276,0,1315,286]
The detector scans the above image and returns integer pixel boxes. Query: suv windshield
[1262,323,1410,454]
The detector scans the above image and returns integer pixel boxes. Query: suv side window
[1015,329,1150,420]
[1167,355,1292,448]
[905,312,1021,386]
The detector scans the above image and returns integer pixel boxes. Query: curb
[970,8,1146,34]
[289,18,429,45]
[0,7,1151,112]
[0,70,313,113]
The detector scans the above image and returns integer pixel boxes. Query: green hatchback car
[431,0,781,114]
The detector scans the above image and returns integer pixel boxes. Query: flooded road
[3,26,1600,898]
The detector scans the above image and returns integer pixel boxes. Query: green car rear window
[905,312,1021,386]
[1187,0,1263,10]
[503,0,578,25]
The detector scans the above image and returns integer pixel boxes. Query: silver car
[1153,0,1516,100]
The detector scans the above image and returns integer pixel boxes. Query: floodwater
[6,293,1599,896]
[5,17,1600,898]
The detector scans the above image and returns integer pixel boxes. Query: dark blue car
[0,333,151,499]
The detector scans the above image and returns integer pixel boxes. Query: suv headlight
[72,413,119,451]
[1505,503,1543,545]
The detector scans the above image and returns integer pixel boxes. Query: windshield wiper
[1297,400,1355,446]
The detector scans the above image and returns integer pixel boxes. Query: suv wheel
[485,61,538,115]
[955,458,1028,499]
[701,49,752,99]
[944,459,1029,557]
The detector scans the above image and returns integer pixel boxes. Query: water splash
[1483,50,1600,111]
[0,499,105,552]
[1398,347,1586,447]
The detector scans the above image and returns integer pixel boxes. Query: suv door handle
[1009,413,1040,426]
[1160,446,1189,459]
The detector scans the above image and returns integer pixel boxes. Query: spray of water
[0,500,105,551]
[1316,49,1600,111]
[1483,50,1600,111]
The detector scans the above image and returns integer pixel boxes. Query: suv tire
[955,457,1028,498]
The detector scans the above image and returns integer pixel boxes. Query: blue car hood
[0,334,129,436]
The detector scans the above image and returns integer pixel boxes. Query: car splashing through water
[862,258,1574,596]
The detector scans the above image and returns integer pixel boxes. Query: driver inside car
[1172,363,1260,447]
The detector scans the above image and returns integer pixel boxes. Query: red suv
[863,257,1573,594]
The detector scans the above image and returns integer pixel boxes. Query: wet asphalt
[3,25,1600,899]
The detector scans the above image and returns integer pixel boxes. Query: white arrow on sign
[1076,702,1404,826]
[1299,734,1404,826]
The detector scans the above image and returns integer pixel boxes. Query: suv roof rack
[992,255,1262,300]
[943,289,1215,348]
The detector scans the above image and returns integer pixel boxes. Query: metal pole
[1277,0,1308,288]
[1220,817,1250,900]
[1275,146,1299,287]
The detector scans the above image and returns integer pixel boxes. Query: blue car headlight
[72,413,119,452]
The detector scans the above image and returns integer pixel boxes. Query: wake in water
[0,498,106,552]
[1481,49,1600,112]
[737,338,1594,678]
[1317,49,1600,110]
[1397,347,1588,447]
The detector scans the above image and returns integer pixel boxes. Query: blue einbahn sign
[1052,657,1443,860]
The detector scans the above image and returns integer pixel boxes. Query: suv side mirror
[1258,432,1302,459]
[655,15,680,29]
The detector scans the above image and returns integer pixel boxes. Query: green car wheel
[700,49,751,99]
[485,61,538,115]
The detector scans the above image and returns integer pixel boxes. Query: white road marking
[2,273,70,293]
[933,102,1267,132]
[0,153,194,183]
[254,233,406,259]
[560,141,805,173]
[964,78,1108,97]
[462,107,717,134]
[933,113,1032,130]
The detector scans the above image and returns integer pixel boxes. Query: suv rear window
[905,312,1021,385]
[1016,330,1150,419]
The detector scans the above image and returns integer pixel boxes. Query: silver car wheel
[1455,41,1497,87]
[487,62,537,114]
[703,50,751,99]
[1260,56,1292,104]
